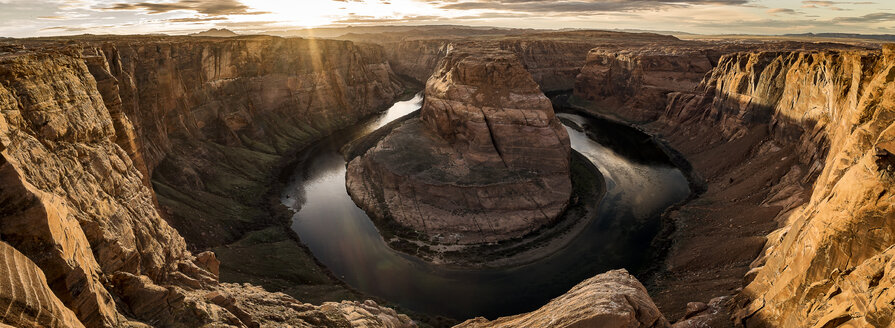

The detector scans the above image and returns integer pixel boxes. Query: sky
[0,0,893,37]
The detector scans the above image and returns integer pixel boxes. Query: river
[280,94,690,319]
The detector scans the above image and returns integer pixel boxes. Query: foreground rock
[455,269,670,328]
[347,46,571,245]
[0,241,85,328]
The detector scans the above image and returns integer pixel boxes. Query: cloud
[832,12,895,23]
[767,8,801,15]
[801,1,875,11]
[334,14,442,24]
[434,0,752,13]
[103,0,267,15]
[166,16,227,23]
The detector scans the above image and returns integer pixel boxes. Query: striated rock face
[635,48,895,326]
[0,241,85,328]
[574,47,717,122]
[0,41,413,327]
[710,50,895,328]
[347,46,571,245]
[367,31,672,92]
[455,269,670,328]
[82,36,402,249]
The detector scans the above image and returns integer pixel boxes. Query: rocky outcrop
[455,269,670,328]
[0,41,412,327]
[710,50,895,328]
[347,46,572,245]
[628,48,895,325]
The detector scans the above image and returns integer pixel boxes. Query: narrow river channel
[281,94,690,319]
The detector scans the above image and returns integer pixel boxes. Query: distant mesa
[190,28,239,37]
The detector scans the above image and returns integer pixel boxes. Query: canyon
[0,28,892,328]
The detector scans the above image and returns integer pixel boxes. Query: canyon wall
[574,47,718,122]
[701,49,895,327]
[367,31,675,92]
[0,39,412,327]
[570,41,894,327]
[85,36,402,248]
[648,48,893,325]
[573,42,865,123]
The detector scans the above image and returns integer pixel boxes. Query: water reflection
[282,97,690,319]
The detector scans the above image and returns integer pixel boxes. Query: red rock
[347,46,571,245]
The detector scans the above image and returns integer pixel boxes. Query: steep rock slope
[456,270,670,328]
[346,46,571,245]
[83,36,402,248]
[0,42,412,327]
[574,47,718,122]
[574,42,866,123]
[708,49,895,327]
[643,48,894,326]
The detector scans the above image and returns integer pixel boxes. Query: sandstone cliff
[573,42,866,123]
[568,40,893,327]
[364,31,680,92]
[82,36,402,249]
[574,47,717,122]
[0,40,413,327]
[346,46,572,245]
[700,49,895,327]
[645,48,894,325]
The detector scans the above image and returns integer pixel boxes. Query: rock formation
[0,40,412,327]
[360,30,688,93]
[346,46,572,244]
[80,36,402,249]
[456,270,670,328]
[609,47,893,325]
[702,49,895,328]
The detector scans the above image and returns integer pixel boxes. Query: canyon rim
[0,2,894,328]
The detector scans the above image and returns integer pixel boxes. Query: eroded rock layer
[361,30,689,92]
[705,49,895,328]
[347,46,571,245]
[456,270,670,328]
[86,36,402,249]
[631,48,894,325]
[0,41,413,327]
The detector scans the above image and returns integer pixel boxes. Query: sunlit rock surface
[455,270,670,328]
